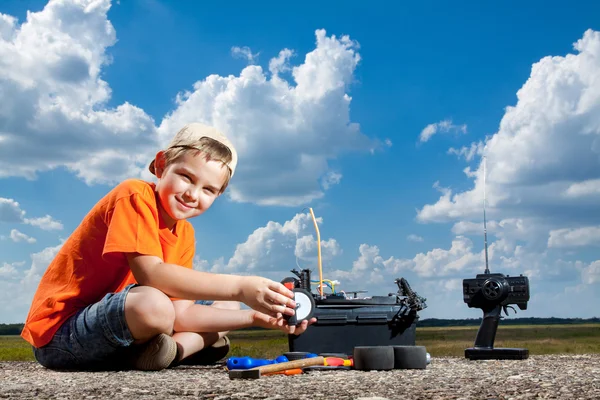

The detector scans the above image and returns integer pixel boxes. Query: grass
[0,336,36,361]
[416,324,600,357]
[3,324,599,361]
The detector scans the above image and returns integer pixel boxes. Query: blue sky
[1,0,599,323]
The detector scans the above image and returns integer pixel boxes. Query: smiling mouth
[176,198,194,210]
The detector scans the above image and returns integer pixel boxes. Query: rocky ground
[1,354,599,399]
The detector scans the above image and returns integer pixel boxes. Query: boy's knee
[125,286,176,338]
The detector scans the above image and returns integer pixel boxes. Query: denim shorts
[33,284,137,371]
[33,286,216,371]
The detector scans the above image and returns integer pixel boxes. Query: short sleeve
[102,193,164,259]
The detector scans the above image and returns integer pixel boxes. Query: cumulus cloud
[23,243,63,284]
[195,212,341,274]
[1,0,378,207]
[451,218,536,243]
[415,31,600,313]
[332,230,581,290]
[582,260,600,284]
[407,234,423,242]
[0,261,22,278]
[412,236,482,278]
[328,244,413,286]
[159,28,377,206]
[24,215,63,231]
[417,29,600,225]
[0,0,157,183]
[548,226,600,248]
[231,46,260,64]
[448,141,485,162]
[0,197,63,231]
[9,229,36,243]
[0,198,25,222]
[419,119,467,143]
[564,179,600,198]
[0,216,596,323]
[0,243,62,323]
[269,49,294,75]
[321,171,342,190]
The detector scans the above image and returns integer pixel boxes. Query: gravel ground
[2,354,600,399]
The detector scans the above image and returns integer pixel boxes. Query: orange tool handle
[263,368,303,376]
[324,357,353,367]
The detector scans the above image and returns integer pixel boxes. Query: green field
[3,324,599,361]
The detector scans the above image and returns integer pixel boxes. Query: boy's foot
[174,336,231,366]
[128,333,178,371]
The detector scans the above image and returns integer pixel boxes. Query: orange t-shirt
[21,179,195,348]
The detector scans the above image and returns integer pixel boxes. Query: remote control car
[283,208,428,355]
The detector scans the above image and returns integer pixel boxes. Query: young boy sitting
[21,123,315,371]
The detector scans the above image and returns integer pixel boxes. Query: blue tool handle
[226,355,289,370]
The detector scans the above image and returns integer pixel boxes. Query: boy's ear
[154,151,167,178]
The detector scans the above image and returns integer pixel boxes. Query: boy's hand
[238,276,297,317]
[251,311,317,335]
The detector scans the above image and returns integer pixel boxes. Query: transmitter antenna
[483,157,490,274]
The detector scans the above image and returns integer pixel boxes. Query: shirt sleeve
[102,192,164,259]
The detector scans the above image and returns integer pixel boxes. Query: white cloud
[419,119,467,143]
[415,30,600,306]
[548,226,600,248]
[196,213,341,274]
[407,234,423,242]
[452,220,488,235]
[0,261,21,278]
[321,171,342,189]
[0,243,62,323]
[159,28,377,206]
[0,198,25,222]
[231,46,260,64]
[24,215,64,231]
[0,0,157,183]
[412,236,482,278]
[564,179,600,198]
[448,141,485,161]
[21,243,63,287]
[582,260,600,284]
[344,232,580,285]
[0,13,17,41]
[0,197,63,231]
[328,244,413,287]
[417,29,600,225]
[0,217,596,323]
[451,218,534,241]
[269,49,294,75]
[1,1,379,207]
[9,229,36,243]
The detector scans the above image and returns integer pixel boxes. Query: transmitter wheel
[292,288,315,322]
[482,278,508,302]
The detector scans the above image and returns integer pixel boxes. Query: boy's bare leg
[172,300,241,360]
[124,286,176,344]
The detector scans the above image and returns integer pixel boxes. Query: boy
[21,123,315,371]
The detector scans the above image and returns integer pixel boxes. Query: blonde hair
[154,137,233,193]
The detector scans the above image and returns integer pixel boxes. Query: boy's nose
[184,187,200,203]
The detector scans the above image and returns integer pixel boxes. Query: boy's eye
[204,187,216,194]
[181,173,192,181]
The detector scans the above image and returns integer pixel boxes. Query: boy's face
[154,150,229,229]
